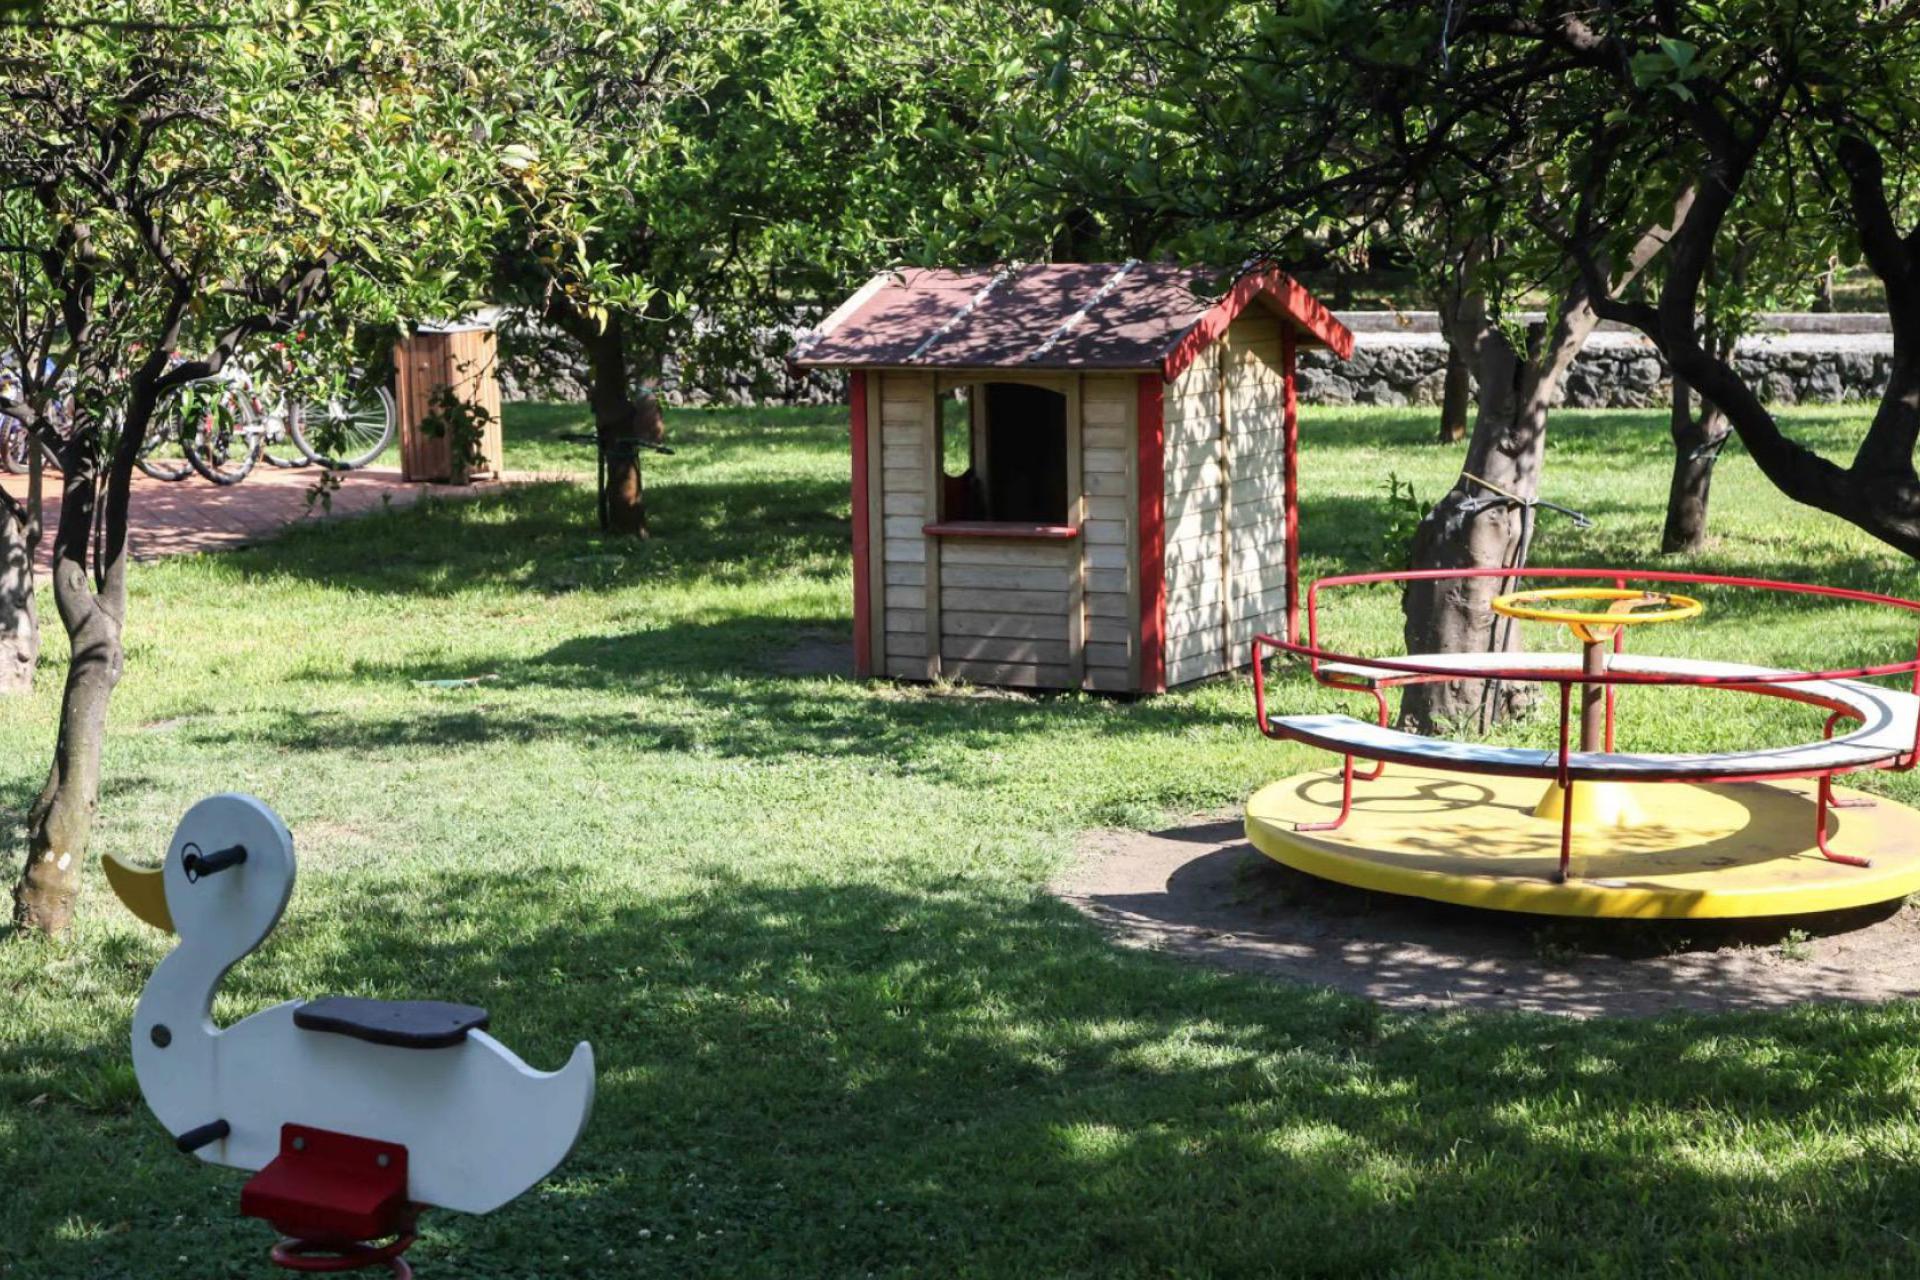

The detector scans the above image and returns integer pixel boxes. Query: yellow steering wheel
[1491,587,1705,644]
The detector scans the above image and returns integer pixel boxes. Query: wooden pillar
[920,373,942,681]
[1066,373,1086,690]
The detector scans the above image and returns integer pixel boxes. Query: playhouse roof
[788,262,1355,380]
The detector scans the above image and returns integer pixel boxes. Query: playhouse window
[936,381,1069,525]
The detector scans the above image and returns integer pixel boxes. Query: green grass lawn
[4,400,1920,1278]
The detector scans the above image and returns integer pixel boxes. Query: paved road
[0,464,559,571]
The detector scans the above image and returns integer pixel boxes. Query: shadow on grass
[24,862,1915,1277]
[174,614,1244,775]
[226,466,850,601]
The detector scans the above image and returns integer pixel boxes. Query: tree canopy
[1007,0,1920,554]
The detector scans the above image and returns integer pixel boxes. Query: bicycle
[132,366,260,485]
[0,356,69,476]
[235,343,397,472]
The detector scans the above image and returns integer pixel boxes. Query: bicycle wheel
[259,399,309,468]
[134,414,193,482]
[291,375,396,470]
[182,387,263,485]
[0,419,26,475]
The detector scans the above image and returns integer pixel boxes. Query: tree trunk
[556,308,663,538]
[1661,377,1727,555]
[12,404,136,936]
[14,584,120,933]
[1432,239,1480,445]
[1437,330,1472,445]
[1400,291,1601,734]
[1398,209,1688,733]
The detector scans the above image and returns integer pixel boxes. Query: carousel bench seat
[1277,653,1918,781]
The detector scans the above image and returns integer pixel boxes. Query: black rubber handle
[176,1119,230,1153]
[182,843,247,882]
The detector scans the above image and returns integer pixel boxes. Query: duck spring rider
[105,794,595,1276]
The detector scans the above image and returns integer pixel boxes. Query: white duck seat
[1282,652,1919,781]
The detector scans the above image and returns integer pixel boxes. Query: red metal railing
[1249,567,1920,881]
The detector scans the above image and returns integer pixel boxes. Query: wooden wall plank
[886,632,928,658]
[940,542,1074,567]
[941,587,1067,613]
[884,537,927,564]
[942,659,1073,689]
[942,564,1072,590]
[944,611,1069,640]
[942,636,1071,665]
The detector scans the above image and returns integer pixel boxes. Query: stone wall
[497,324,845,408]
[501,311,1895,411]
[1297,312,1894,409]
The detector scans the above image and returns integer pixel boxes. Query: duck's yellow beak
[103,854,174,934]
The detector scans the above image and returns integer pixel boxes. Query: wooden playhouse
[791,263,1354,694]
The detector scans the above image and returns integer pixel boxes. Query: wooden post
[394,326,504,483]
[1066,373,1086,690]
[1581,638,1608,752]
[920,373,942,681]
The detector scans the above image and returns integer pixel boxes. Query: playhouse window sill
[921,522,1080,541]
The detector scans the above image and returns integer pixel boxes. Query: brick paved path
[1,465,559,571]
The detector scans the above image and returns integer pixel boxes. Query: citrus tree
[489,0,1045,535]
[1,0,520,934]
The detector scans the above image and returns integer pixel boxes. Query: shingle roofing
[788,262,1355,379]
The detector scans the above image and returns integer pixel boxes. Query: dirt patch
[1057,813,1920,1018]
[771,633,854,678]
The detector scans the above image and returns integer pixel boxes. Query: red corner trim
[1282,331,1302,647]
[1137,373,1166,694]
[849,371,873,677]
[1159,268,1355,382]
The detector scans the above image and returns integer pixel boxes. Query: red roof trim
[1159,269,1355,382]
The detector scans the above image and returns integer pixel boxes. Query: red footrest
[241,1125,411,1242]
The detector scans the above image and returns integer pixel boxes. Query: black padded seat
[294,996,490,1049]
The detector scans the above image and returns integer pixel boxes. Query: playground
[5,399,1920,1276]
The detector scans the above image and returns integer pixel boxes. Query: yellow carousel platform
[1245,765,1920,919]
